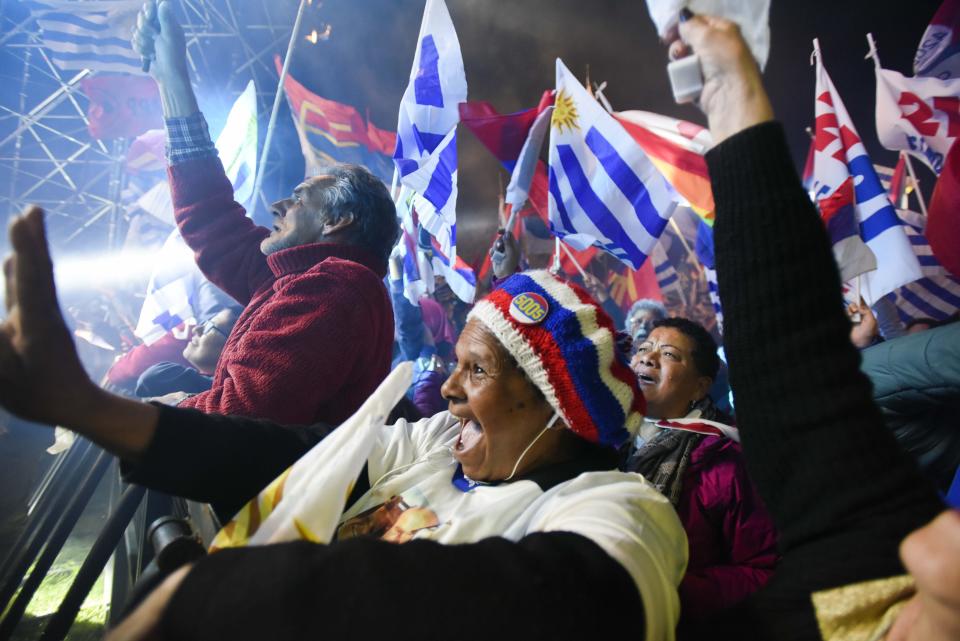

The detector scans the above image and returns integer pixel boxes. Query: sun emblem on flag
[552,90,580,134]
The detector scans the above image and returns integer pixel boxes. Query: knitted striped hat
[468,270,644,447]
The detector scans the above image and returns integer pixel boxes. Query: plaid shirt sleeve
[165,112,217,165]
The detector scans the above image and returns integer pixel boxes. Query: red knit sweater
[168,156,393,425]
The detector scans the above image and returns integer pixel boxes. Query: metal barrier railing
[0,437,207,641]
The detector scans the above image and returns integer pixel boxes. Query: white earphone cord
[503,412,562,481]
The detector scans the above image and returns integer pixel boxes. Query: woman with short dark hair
[624,316,778,625]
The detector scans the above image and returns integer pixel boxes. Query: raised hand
[131,0,198,117]
[674,14,774,144]
[0,208,160,459]
[0,207,98,427]
[489,230,519,280]
[847,299,879,349]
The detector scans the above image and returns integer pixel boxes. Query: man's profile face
[260,175,332,255]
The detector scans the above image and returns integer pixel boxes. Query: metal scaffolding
[0,0,300,251]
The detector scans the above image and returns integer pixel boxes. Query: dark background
[278,0,942,264]
[0,0,945,263]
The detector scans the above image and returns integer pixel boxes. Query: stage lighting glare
[51,248,164,292]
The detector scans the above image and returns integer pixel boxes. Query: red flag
[889,154,907,205]
[606,260,663,313]
[366,120,397,156]
[928,140,960,278]
[81,76,163,140]
[125,129,166,174]
[276,56,395,181]
[458,91,553,171]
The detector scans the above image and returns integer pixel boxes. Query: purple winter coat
[675,434,779,619]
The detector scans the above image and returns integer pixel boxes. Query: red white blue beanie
[468,270,645,447]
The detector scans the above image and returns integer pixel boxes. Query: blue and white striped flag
[651,242,681,296]
[548,58,677,270]
[26,0,145,74]
[890,210,960,322]
[393,0,466,261]
[393,186,435,307]
[703,266,724,336]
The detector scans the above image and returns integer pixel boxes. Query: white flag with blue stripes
[26,0,145,75]
[393,0,466,260]
[890,210,960,323]
[548,58,677,270]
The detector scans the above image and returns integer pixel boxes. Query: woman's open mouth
[455,418,483,452]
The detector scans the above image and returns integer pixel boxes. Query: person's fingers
[10,207,60,325]
[131,32,155,57]
[677,13,709,50]
[3,255,17,314]
[668,39,691,61]
[136,9,158,36]
[157,0,177,35]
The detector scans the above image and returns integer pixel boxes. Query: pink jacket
[676,435,779,619]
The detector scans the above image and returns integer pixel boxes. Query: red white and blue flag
[874,32,960,278]
[813,41,922,304]
[915,0,960,80]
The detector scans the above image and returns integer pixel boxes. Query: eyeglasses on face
[198,318,229,340]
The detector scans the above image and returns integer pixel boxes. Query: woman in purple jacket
[623,317,778,627]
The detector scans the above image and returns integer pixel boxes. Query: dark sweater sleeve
[122,404,333,518]
[161,533,642,641]
[705,123,942,573]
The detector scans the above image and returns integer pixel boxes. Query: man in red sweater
[134,1,398,425]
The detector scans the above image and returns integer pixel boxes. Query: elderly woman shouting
[0,222,686,641]
[624,317,778,627]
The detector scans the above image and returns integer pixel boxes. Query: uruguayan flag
[548,58,677,270]
[393,0,466,260]
[813,42,922,305]
[27,0,145,74]
[394,186,435,307]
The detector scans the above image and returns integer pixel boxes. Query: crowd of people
[0,3,957,641]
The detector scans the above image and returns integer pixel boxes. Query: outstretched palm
[0,208,96,427]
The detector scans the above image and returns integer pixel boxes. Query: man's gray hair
[626,299,667,324]
[312,163,400,264]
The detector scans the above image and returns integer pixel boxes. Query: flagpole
[864,34,929,218]
[251,0,310,214]
[559,240,589,280]
[864,33,881,70]
[901,152,930,216]
[668,216,701,271]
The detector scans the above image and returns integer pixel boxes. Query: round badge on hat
[509,292,549,325]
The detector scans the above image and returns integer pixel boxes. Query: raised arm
[132,0,272,304]
[678,13,949,640]
[0,208,324,511]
